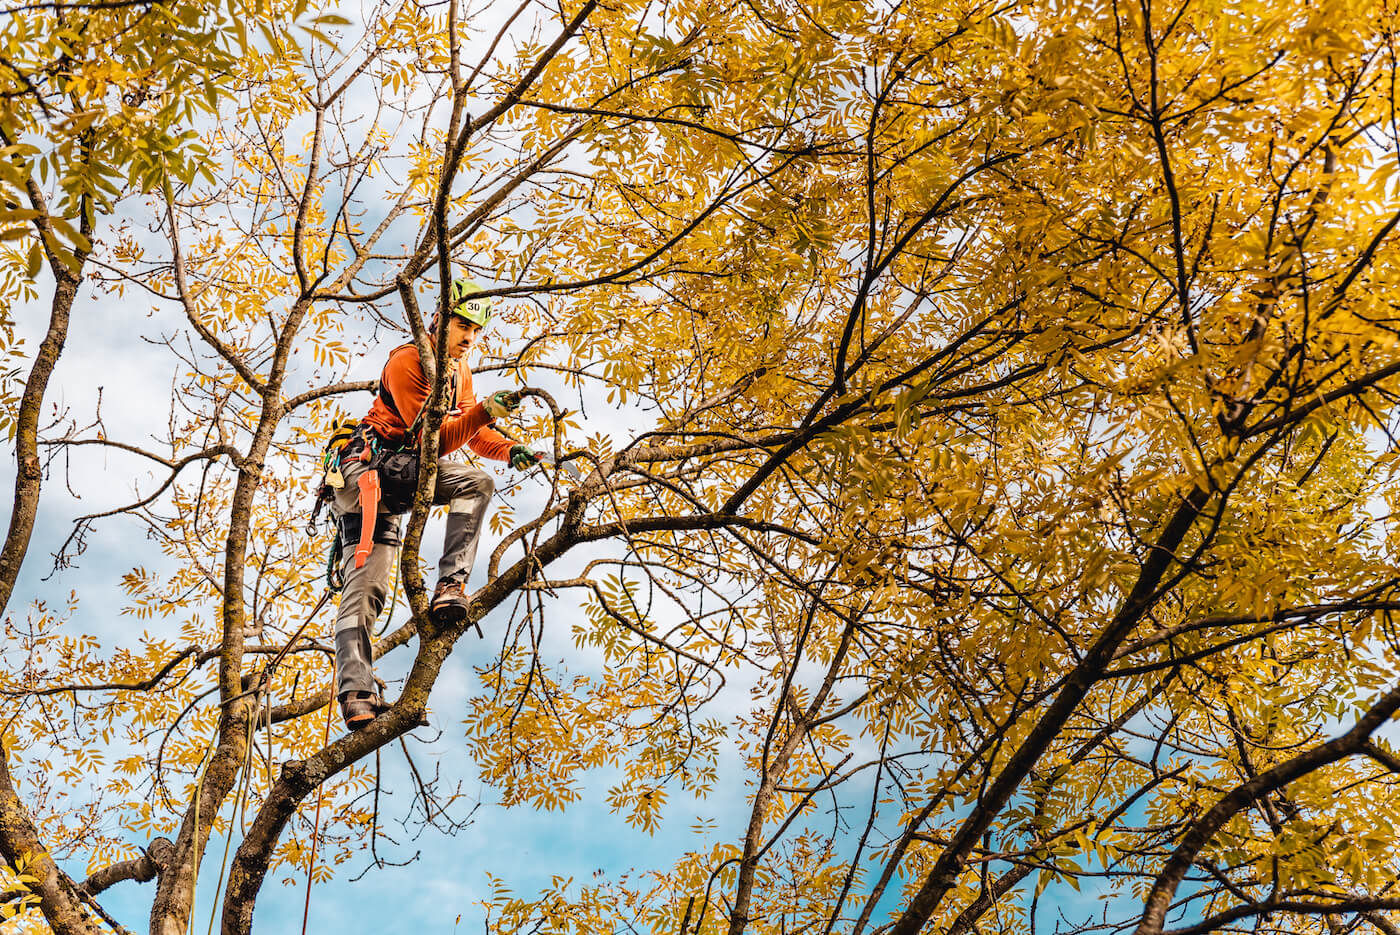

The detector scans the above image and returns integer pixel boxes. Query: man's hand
[509,444,545,471]
[484,390,522,420]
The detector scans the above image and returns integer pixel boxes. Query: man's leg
[429,459,494,622]
[333,541,396,691]
[330,456,399,728]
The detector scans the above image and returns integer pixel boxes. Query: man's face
[445,315,483,359]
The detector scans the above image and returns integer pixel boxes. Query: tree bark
[0,738,101,935]
[0,265,94,934]
[146,222,315,933]
[0,269,75,616]
[147,290,311,933]
[80,838,173,896]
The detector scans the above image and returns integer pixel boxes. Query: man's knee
[339,546,394,613]
[440,462,493,506]
[474,470,495,498]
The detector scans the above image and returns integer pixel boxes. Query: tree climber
[328,279,544,731]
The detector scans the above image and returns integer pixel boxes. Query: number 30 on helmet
[450,279,492,327]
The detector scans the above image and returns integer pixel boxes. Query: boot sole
[431,601,469,625]
[342,705,380,731]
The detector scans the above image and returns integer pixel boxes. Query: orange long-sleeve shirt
[361,343,514,461]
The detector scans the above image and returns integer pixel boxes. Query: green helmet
[449,278,492,326]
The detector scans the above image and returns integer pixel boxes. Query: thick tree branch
[79,839,174,897]
[1162,897,1400,935]
[1135,681,1400,935]
[887,484,1212,935]
[0,740,101,935]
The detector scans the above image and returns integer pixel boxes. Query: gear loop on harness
[336,512,403,552]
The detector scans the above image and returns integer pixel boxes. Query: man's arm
[466,422,515,461]
[462,361,518,459]
[459,362,515,461]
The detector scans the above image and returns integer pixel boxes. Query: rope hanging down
[301,670,335,935]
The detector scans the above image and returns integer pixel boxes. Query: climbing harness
[338,424,415,564]
[306,398,419,588]
[305,294,544,589]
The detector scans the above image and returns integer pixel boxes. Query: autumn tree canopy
[4,0,1400,932]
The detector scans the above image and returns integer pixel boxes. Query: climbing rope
[185,742,213,935]
[179,587,334,935]
[375,553,402,637]
[203,714,257,935]
[300,661,335,935]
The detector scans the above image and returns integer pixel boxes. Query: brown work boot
[430,579,470,624]
[339,691,388,731]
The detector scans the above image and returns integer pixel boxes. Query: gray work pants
[330,453,494,698]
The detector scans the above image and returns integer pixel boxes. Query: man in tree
[331,279,543,730]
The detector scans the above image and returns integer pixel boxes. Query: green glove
[483,390,522,420]
[509,444,545,470]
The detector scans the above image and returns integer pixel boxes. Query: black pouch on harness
[376,449,420,514]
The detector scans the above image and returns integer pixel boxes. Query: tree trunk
[0,271,98,935]
[0,269,75,615]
